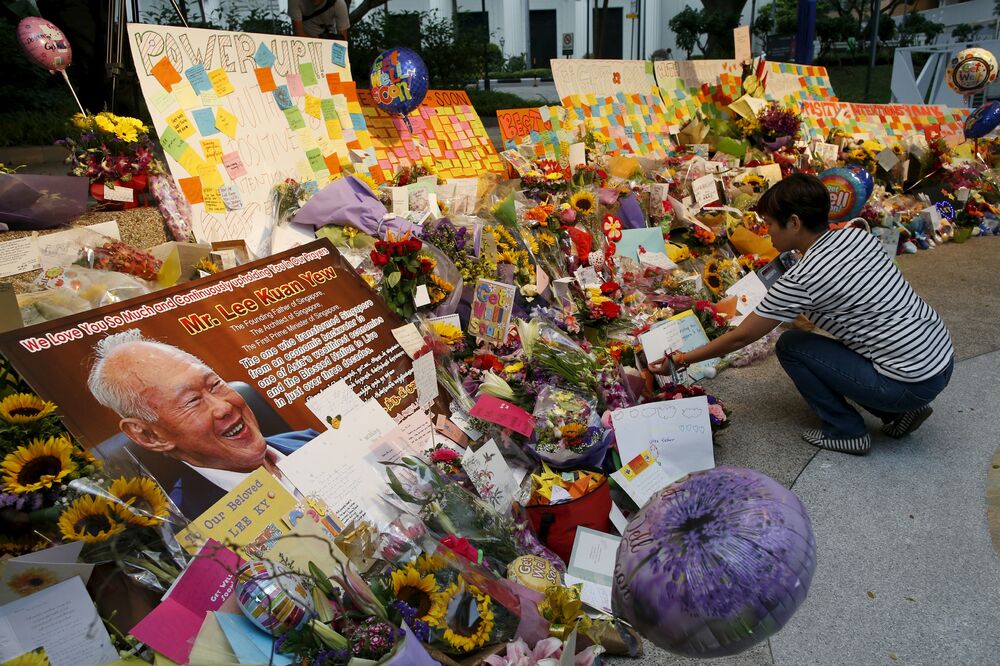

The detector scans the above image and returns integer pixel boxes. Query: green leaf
[386,271,401,287]
[309,561,334,595]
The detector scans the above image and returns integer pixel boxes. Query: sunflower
[434,580,495,653]
[354,172,379,192]
[109,476,169,526]
[2,648,50,666]
[415,552,446,574]
[0,534,47,558]
[6,567,58,597]
[570,191,596,215]
[57,496,125,544]
[703,260,724,294]
[0,394,57,424]
[1,437,76,494]
[390,564,447,624]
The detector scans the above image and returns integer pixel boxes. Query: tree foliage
[898,12,944,46]
[951,23,978,42]
[668,2,745,58]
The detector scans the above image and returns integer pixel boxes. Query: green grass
[825,64,893,104]
[465,88,537,117]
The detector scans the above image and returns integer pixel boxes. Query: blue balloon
[846,164,874,199]
[964,101,1000,140]
[819,167,868,222]
[369,47,429,122]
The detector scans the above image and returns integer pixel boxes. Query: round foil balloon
[964,101,1000,140]
[17,17,72,72]
[820,167,868,222]
[612,467,815,658]
[236,560,314,635]
[946,48,998,96]
[846,164,874,199]
[369,47,428,119]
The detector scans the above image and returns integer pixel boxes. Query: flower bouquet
[518,319,598,393]
[370,231,455,319]
[528,386,608,470]
[59,112,156,208]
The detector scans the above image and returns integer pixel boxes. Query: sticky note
[320,98,337,120]
[148,87,174,113]
[298,62,318,86]
[208,68,235,96]
[304,95,322,119]
[167,110,195,139]
[202,187,226,213]
[222,151,247,179]
[151,56,182,91]
[159,126,188,160]
[254,42,275,68]
[306,148,325,173]
[177,147,204,175]
[283,107,305,130]
[325,120,342,139]
[254,67,276,92]
[331,43,347,68]
[216,108,238,139]
[192,107,218,135]
[219,185,243,210]
[185,63,212,94]
[273,85,292,110]
[324,153,341,174]
[286,73,305,98]
[178,176,203,204]
[173,80,198,108]
[198,163,224,189]
[200,138,223,164]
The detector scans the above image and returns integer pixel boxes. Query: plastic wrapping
[527,386,607,470]
[21,266,152,323]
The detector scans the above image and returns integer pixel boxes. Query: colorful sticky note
[173,80,198,108]
[215,108,238,139]
[254,43,275,68]
[151,56,182,91]
[178,176,203,204]
[325,120,342,139]
[283,107,305,130]
[304,95,322,119]
[208,68,235,96]
[159,126,188,160]
[324,153,341,174]
[320,98,337,120]
[200,138,223,164]
[222,151,247,179]
[177,147,204,175]
[219,185,243,210]
[273,85,292,110]
[286,73,305,98]
[185,63,212,94]
[166,110,195,139]
[254,67,276,93]
[331,43,347,68]
[306,148,325,173]
[192,108,218,135]
[298,62,318,86]
[198,163,224,189]
[148,87,174,113]
[202,187,226,213]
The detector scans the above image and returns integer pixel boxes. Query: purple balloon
[613,466,816,658]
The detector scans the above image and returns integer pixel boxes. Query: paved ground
[610,239,1000,664]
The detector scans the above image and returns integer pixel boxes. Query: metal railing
[891,40,1000,106]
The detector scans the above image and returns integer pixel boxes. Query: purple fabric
[619,193,646,230]
[0,174,88,230]
[294,175,419,239]
[381,624,439,665]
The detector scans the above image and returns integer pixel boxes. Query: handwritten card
[467,278,516,344]
[184,63,212,94]
[192,107,218,135]
[215,107,238,139]
[286,73,305,98]
[273,85,292,110]
[219,184,243,210]
[813,142,840,166]
[462,438,519,511]
[208,67,235,96]
[368,410,437,465]
[691,174,720,208]
[222,151,247,179]
[616,227,666,262]
[469,394,535,437]
[567,526,620,588]
[200,137,223,164]
[390,323,425,358]
[724,271,767,317]
[413,351,439,407]
[298,62,318,86]
[610,396,714,484]
[610,450,674,508]
[254,66,277,92]
[254,42,276,68]
[331,42,347,67]
[167,109,195,139]
[305,379,365,429]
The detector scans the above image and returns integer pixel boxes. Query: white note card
[610,397,715,484]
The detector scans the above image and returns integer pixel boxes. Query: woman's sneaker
[802,429,872,455]
[881,406,933,439]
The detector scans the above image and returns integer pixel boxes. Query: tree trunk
[596,0,610,58]
[700,0,748,57]
[349,0,391,25]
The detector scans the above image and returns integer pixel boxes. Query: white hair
[87,329,209,422]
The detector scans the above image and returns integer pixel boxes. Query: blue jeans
[775,330,954,438]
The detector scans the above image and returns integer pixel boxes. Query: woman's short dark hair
[755,173,830,232]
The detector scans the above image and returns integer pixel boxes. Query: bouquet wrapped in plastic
[528,386,609,469]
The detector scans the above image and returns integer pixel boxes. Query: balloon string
[60,70,87,116]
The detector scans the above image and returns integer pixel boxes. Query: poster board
[496,107,552,145]
[552,59,659,100]
[357,88,504,181]
[798,100,969,141]
[128,25,372,248]
[0,239,415,517]
[560,92,675,158]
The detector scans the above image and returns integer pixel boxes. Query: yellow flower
[109,476,170,526]
[570,191,596,215]
[2,648,50,666]
[431,322,464,345]
[390,564,447,624]
[57,496,125,544]
[590,295,611,305]
[415,552,446,574]
[0,393,57,423]
[354,172,379,192]
[538,231,556,247]
[503,362,524,374]
[70,113,92,130]
[1,436,76,493]
[94,114,116,134]
[545,171,564,181]
[434,580,495,653]
[6,567,58,597]
[703,259,723,294]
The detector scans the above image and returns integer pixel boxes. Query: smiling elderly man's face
[113,344,267,471]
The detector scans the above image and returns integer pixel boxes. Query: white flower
[515,318,540,360]
[479,371,515,401]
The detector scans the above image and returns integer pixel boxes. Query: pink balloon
[17,17,72,72]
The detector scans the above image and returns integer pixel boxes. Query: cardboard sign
[469,394,536,437]
[496,107,552,143]
[468,278,517,344]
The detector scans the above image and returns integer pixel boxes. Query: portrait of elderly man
[87,330,317,517]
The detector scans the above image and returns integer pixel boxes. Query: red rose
[370,251,389,267]
[407,238,423,253]
[600,301,621,319]
[430,447,461,464]
[440,535,480,563]
[600,280,620,295]
[419,257,435,274]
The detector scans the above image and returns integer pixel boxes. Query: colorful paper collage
[764,62,838,103]
[358,88,505,181]
[797,100,970,141]
[128,26,367,245]
[552,59,660,101]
